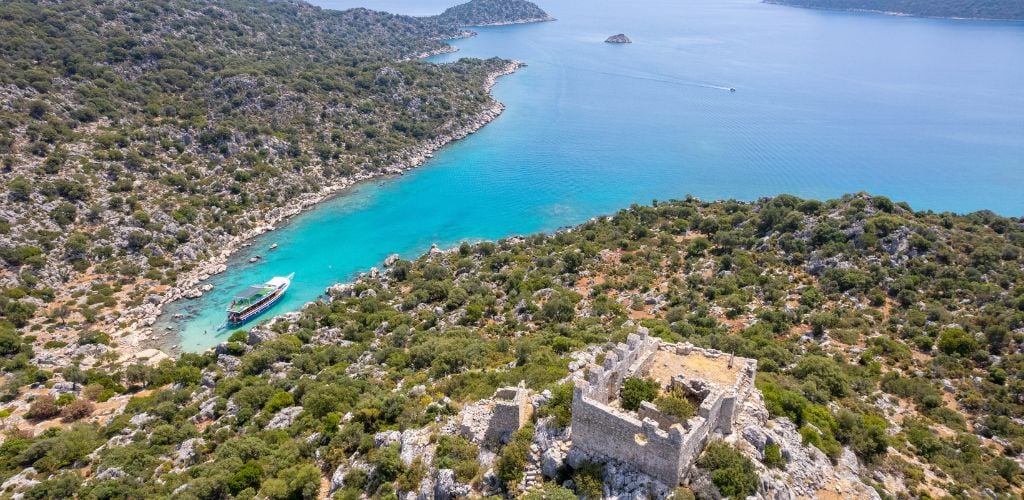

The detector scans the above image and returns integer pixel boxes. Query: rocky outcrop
[730,392,880,499]
[0,468,38,497]
[173,438,205,467]
[605,34,633,43]
[265,406,303,430]
[434,468,472,500]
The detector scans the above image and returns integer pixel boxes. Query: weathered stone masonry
[570,329,757,485]
[488,384,533,443]
[459,383,533,445]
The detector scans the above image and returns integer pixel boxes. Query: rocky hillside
[437,0,554,26]
[765,0,1024,20]
[0,0,529,352]
[0,194,1021,498]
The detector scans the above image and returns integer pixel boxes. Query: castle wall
[583,331,660,404]
[486,386,533,443]
[569,331,758,486]
[572,386,687,485]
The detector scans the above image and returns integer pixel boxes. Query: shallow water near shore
[159,0,1024,352]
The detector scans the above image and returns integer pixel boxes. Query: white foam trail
[532,60,734,91]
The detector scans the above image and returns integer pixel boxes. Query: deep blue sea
[159,0,1024,352]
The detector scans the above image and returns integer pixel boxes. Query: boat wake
[534,60,736,92]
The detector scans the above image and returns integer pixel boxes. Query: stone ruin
[570,328,757,486]
[460,382,534,445]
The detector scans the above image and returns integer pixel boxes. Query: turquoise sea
[159,0,1024,352]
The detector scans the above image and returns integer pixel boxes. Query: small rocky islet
[605,33,633,43]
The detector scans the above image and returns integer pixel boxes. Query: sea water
[159,0,1024,352]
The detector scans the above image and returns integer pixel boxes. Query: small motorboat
[270,243,278,250]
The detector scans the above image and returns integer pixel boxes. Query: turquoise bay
[159,0,1024,352]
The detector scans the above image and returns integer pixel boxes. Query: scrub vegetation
[0,193,1021,498]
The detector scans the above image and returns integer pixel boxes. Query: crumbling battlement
[580,330,660,404]
[570,329,757,485]
[460,383,534,445]
[489,384,533,443]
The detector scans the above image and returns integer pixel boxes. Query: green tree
[937,328,978,357]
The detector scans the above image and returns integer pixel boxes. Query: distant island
[437,0,555,26]
[605,34,633,43]
[765,0,1024,20]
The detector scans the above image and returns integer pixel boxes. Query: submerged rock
[605,34,632,43]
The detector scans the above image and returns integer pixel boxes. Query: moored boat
[226,273,293,326]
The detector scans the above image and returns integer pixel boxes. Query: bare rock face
[265,406,303,430]
[605,34,632,43]
[173,438,205,467]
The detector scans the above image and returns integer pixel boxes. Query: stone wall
[486,385,533,444]
[572,384,688,484]
[581,330,660,404]
[569,330,757,486]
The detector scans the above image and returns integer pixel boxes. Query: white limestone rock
[329,463,347,494]
[173,438,205,467]
[95,467,128,481]
[129,412,156,427]
[374,430,402,448]
[1,468,38,496]
[541,446,566,478]
[399,428,433,466]
[265,406,303,430]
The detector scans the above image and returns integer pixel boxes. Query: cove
[158,0,1024,352]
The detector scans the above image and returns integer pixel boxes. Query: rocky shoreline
[402,31,477,61]
[463,16,556,26]
[117,60,524,360]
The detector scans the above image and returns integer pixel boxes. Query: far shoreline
[763,0,1024,23]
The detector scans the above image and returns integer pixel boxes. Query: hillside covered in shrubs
[0,0,521,347]
[1,193,1022,498]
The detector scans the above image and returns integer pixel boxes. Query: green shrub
[654,391,695,421]
[695,441,758,498]
[539,382,573,429]
[496,425,534,490]
[620,377,659,411]
[434,435,480,483]
[524,484,577,500]
[763,443,785,469]
[572,460,604,499]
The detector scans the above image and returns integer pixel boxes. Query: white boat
[226,273,294,326]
